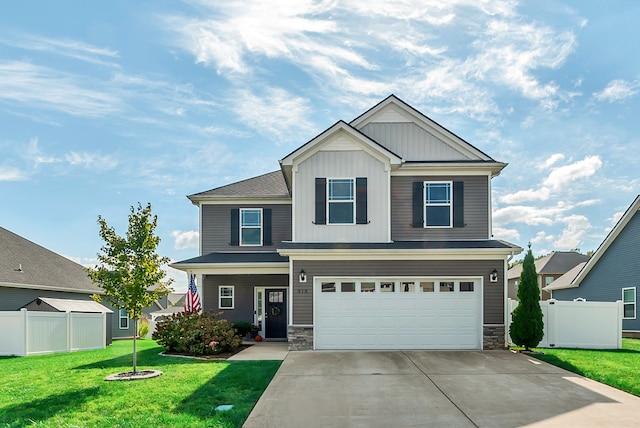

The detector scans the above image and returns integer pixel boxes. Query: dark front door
[265,289,287,339]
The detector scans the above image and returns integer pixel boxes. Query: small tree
[509,243,544,351]
[88,202,172,373]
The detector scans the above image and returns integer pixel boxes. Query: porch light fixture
[489,269,499,283]
[299,269,307,283]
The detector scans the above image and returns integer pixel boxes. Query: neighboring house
[1,226,140,340]
[507,251,590,301]
[545,195,640,337]
[172,95,522,350]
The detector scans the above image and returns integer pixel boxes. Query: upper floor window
[315,177,367,225]
[328,179,354,224]
[240,208,262,246]
[623,287,636,319]
[424,181,452,227]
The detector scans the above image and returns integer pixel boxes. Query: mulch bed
[161,344,252,361]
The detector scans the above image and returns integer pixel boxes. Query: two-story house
[172,95,521,350]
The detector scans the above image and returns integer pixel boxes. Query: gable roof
[543,262,587,291]
[188,170,290,203]
[508,251,589,280]
[544,195,640,291]
[350,94,495,162]
[0,227,102,294]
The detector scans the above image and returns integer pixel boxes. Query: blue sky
[1,1,639,292]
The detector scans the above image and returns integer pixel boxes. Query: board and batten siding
[391,175,489,241]
[202,274,288,323]
[359,123,471,161]
[553,209,640,332]
[295,149,389,242]
[201,204,291,253]
[291,259,504,325]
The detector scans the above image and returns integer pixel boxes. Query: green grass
[531,338,640,397]
[0,340,281,427]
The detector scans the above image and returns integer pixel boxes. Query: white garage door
[314,278,482,350]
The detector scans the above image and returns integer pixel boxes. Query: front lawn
[0,340,281,427]
[531,338,640,397]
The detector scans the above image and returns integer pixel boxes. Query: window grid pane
[240,209,262,245]
[424,182,452,227]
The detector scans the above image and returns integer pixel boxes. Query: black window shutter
[412,181,423,227]
[230,208,239,246]
[355,177,367,224]
[453,181,464,228]
[315,178,326,224]
[263,208,272,245]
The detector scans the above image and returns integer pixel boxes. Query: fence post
[102,312,107,349]
[20,308,28,357]
[66,311,72,352]
[616,300,623,349]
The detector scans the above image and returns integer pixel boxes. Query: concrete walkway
[243,350,640,427]
[227,342,289,361]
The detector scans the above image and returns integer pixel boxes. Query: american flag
[184,274,201,313]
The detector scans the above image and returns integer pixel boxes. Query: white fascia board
[190,197,291,205]
[0,282,104,295]
[350,96,493,161]
[393,162,507,177]
[170,263,289,275]
[544,282,580,292]
[281,122,403,167]
[278,248,521,260]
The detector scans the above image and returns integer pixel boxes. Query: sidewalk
[228,342,289,361]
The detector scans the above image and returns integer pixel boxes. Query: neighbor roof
[22,297,112,313]
[188,170,290,202]
[543,262,587,291]
[0,227,102,294]
[508,251,589,280]
[544,195,640,291]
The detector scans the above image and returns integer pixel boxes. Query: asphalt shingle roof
[0,227,102,293]
[189,170,289,199]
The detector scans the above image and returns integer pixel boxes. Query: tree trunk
[133,318,138,374]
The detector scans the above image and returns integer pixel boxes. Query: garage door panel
[315,278,482,350]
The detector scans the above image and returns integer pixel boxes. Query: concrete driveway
[243,350,640,428]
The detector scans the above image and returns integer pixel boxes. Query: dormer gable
[279,120,403,192]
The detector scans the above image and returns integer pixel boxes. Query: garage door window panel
[401,282,416,293]
[361,282,375,293]
[440,282,454,292]
[380,282,395,292]
[460,281,475,292]
[421,282,435,292]
[341,282,356,292]
[321,282,336,292]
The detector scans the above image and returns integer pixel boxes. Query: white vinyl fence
[507,299,623,349]
[0,309,108,356]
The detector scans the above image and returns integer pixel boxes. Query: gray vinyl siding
[202,274,288,324]
[553,210,640,331]
[359,123,471,161]
[295,150,389,242]
[291,259,504,325]
[201,204,291,253]
[391,175,489,240]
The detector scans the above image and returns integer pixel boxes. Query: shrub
[152,311,242,356]
[232,321,253,337]
[138,318,150,338]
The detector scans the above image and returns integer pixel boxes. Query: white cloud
[171,230,199,250]
[543,155,602,190]
[500,187,550,204]
[531,231,554,244]
[0,61,121,117]
[0,166,27,181]
[232,88,314,142]
[493,205,557,226]
[65,152,118,171]
[553,214,591,249]
[593,79,639,103]
[492,226,520,241]
[540,153,565,169]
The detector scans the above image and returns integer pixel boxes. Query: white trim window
[424,181,452,228]
[240,208,262,246]
[118,308,129,330]
[219,285,235,309]
[327,178,355,224]
[623,287,636,319]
